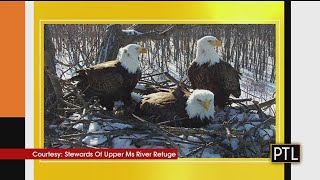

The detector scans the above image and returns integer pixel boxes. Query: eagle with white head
[135,87,215,128]
[185,89,215,120]
[71,44,148,110]
[188,36,241,111]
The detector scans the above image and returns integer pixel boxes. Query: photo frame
[34,2,285,179]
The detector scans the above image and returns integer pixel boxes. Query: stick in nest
[164,72,191,90]
[132,114,187,157]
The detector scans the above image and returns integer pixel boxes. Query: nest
[45,72,275,158]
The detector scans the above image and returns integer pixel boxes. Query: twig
[132,114,187,157]
[228,98,252,104]
[61,129,145,138]
[157,117,189,126]
[162,126,226,137]
[246,98,275,111]
[252,101,267,119]
[164,72,191,90]
[59,98,81,109]
[141,72,166,79]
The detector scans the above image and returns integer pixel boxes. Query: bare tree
[44,25,64,121]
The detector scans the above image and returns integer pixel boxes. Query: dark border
[284,0,291,180]
[0,118,25,179]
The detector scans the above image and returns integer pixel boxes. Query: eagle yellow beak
[201,100,210,112]
[138,47,148,54]
[210,40,222,47]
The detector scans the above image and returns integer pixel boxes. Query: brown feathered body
[72,60,141,110]
[135,87,211,128]
[188,60,241,109]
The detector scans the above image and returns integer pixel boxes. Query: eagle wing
[188,60,241,99]
[75,61,124,95]
[188,62,221,91]
[188,62,207,89]
[136,89,188,123]
[212,60,241,97]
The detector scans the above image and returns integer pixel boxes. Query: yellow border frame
[34,2,285,180]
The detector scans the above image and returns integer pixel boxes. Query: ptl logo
[271,144,301,163]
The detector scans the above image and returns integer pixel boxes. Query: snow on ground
[78,115,135,146]
[259,129,274,140]
[58,145,71,149]
[167,63,184,81]
[82,121,108,146]
[88,122,101,133]
[72,123,83,131]
[131,92,143,103]
[230,138,240,150]
[135,84,146,90]
[49,125,58,129]
[114,101,125,108]
[82,135,107,146]
[201,149,221,158]
[103,123,132,130]
[239,67,275,102]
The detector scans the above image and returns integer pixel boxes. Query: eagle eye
[208,40,212,42]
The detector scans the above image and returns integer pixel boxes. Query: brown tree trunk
[44,26,64,116]
[224,26,232,62]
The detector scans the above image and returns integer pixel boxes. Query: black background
[0,118,25,179]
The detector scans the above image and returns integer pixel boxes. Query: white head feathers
[194,36,222,66]
[185,89,215,120]
[118,44,147,74]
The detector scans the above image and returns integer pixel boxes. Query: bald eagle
[188,36,241,111]
[135,87,215,128]
[71,44,148,110]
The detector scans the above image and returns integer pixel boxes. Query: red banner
[0,148,178,160]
